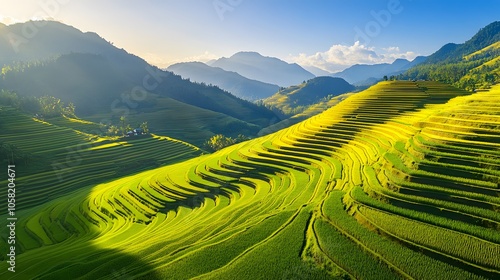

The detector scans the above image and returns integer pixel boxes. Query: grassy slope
[258,92,356,136]
[0,51,279,146]
[403,39,500,90]
[85,96,262,147]
[263,77,354,115]
[0,107,202,213]
[1,81,500,279]
[463,41,500,60]
[459,41,500,88]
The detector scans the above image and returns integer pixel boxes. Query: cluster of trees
[255,100,285,117]
[104,115,149,137]
[399,35,500,91]
[204,134,249,152]
[456,64,500,91]
[399,57,500,91]
[258,94,339,118]
[0,90,149,138]
[258,77,354,118]
[403,61,500,91]
[0,90,76,118]
[1,60,51,79]
[400,60,484,84]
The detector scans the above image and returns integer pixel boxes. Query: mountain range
[1,18,500,280]
[1,20,499,147]
[332,56,427,85]
[0,21,281,146]
[208,51,316,87]
[167,61,280,101]
[401,21,500,89]
[423,21,500,64]
[168,52,429,94]
[302,65,333,76]
[0,21,132,66]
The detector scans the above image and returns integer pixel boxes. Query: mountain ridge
[423,21,500,64]
[332,56,426,85]
[263,76,354,116]
[209,51,315,87]
[167,61,280,101]
[401,21,500,89]
[0,21,282,145]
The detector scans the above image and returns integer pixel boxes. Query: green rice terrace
[0,110,202,212]
[1,81,500,279]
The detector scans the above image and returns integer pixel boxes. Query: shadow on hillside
[160,163,291,213]
[8,82,469,279]
[328,82,469,145]
[32,246,163,280]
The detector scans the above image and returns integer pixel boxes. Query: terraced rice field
[85,96,262,147]
[1,81,499,279]
[0,108,202,212]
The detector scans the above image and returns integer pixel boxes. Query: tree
[204,134,249,152]
[205,134,234,151]
[383,75,388,81]
[39,96,63,117]
[125,124,132,135]
[140,121,149,134]
[235,134,250,142]
[107,125,119,136]
[119,115,128,136]
[62,102,76,117]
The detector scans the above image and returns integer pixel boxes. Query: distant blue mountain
[332,56,426,86]
[167,61,279,101]
[209,51,315,87]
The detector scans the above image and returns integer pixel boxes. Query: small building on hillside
[126,128,144,137]
[134,128,144,135]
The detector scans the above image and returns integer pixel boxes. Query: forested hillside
[401,21,500,90]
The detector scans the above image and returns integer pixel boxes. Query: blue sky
[1,0,499,72]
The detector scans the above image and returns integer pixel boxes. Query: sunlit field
[2,81,499,279]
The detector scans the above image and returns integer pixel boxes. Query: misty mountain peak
[211,52,315,87]
[392,58,410,65]
[231,51,263,58]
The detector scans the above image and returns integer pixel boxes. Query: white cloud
[290,41,418,73]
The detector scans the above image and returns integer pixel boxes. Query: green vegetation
[3,18,500,279]
[85,96,264,147]
[0,52,280,125]
[262,76,355,117]
[2,81,500,279]
[203,134,249,152]
[0,90,76,118]
[0,106,202,213]
[401,22,500,90]
[0,22,283,145]
[166,61,280,101]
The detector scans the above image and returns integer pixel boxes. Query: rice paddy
[1,81,499,279]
